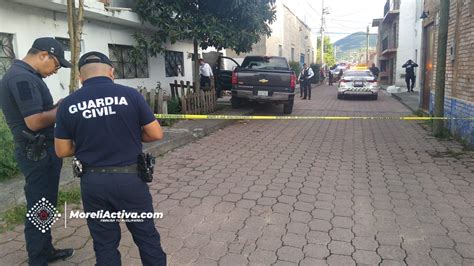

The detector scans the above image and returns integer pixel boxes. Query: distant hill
[334,32,377,61]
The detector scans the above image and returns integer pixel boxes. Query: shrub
[159,98,182,127]
[167,98,181,114]
[310,63,321,84]
[0,111,19,181]
[288,61,302,77]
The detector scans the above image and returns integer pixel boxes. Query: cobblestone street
[1,85,474,265]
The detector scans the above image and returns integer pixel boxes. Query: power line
[326,18,374,24]
[325,32,368,35]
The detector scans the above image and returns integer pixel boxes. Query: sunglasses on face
[48,54,61,70]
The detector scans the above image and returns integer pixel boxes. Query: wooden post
[186,81,191,95]
[193,92,197,114]
[170,83,176,100]
[174,80,179,99]
[181,96,186,114]
[149,89,156,113]
[157,89,163,114]
[67,0,84,93]
[180,80,185,97]
[200,90,205,114]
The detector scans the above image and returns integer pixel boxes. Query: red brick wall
[424,0,474,103]
[445,0,474,102]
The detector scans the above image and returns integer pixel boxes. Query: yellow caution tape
[155,114,474,121]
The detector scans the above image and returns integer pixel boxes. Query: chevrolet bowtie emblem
[259,79,269,83]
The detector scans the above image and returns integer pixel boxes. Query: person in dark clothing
[338,69,344,82]
[298,64,314,100]
[328,71,334,86]
[402,59,419,92]
[369,63,380,80]
[55,52,167,266]
[0,37,74,266]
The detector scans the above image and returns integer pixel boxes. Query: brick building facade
[422,0,474,146]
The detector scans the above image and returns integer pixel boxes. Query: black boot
[48,248,75,263]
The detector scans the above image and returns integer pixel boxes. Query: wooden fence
[169,80,217,115]
[138,87,169,114]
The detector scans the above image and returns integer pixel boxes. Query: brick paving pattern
[1,85,474,265]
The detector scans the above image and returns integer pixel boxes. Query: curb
[0,104,253,213]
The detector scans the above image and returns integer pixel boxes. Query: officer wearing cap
[54,51,167,265]
[0,37,74,265]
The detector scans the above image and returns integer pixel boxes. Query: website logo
[26,198,61,233]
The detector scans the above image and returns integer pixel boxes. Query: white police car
[337,69,379,100]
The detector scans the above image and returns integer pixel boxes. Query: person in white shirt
[199,58,214,90]
[298,63,314,100]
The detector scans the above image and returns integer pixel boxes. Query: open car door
[216,56,241,91]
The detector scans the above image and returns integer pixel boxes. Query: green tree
[134,0,276,90]
[315,36,336,67]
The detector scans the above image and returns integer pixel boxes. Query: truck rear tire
[283,100,294,114]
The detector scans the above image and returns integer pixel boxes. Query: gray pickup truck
[216,56,297,114]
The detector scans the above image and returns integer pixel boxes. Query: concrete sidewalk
[391,91,421,113]
[0,98,252,214]
[380,85,421,113]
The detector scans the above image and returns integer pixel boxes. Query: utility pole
[321,0,325,66]
[433,0,450,136]
[315,30,318,64]
[320,0,330,66]
[366,25,370,65]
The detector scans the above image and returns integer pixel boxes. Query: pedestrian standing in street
[299,69,306,98]
[54,51,167,265]
[369,63,380,80]
[328,70,334,86]
[337,69,344,83]
[0,37,75,265]
[319,68,326,85]
[402,59,419,92]
[199,58,213,91]
[299,63,314,100]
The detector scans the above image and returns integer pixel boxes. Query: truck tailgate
[235,70,292,91]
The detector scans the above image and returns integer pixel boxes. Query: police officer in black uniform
[54,51,167,265]
[0,37,74,265]
[402,59,419,92]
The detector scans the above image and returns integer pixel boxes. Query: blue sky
[282,0,386,43]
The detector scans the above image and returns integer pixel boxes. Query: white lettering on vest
[68,97,128,119]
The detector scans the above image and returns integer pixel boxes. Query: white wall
[0,0,195,101]
[395,0,423,91]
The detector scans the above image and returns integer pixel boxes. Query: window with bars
[0,33,15,79]
[108,44,149,79]
[165,50,184,77]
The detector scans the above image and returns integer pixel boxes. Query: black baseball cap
[32,37,72,68]
[78,51,113,69]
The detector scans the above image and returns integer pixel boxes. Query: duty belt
[85,164,138,174]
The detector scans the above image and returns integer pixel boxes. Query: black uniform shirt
[402,61,419,76]
[0,60,55,144]
[55,77,156,167]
